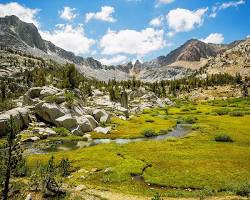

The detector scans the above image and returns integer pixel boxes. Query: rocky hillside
[205,38,250,77]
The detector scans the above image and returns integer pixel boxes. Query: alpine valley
[0,14,249,200]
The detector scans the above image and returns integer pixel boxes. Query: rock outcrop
[0,107,30,136]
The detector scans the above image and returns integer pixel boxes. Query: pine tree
[1,115,23,200]
[0,80,6,102]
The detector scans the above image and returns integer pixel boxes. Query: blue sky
[0,0,249,65]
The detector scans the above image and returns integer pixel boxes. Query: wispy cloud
[149,16,164,27]
[99,55,128,65]
[210,0,245,18]
[156,0,175,8]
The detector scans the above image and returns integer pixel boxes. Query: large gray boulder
[85,115,98,129]
[94,127,111,134]
[55,114,77,130]
[23,86,62,105]
[77,117,93,133]
[71,117,93,135]
[35,102,65,124]
[93,109,110,123]
[0,107,30,136]
[39,86,60,99]
[23,87,42,105]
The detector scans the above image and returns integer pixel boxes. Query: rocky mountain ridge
[0,15,249,82]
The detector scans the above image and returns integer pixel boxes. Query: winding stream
[25,124,192,154]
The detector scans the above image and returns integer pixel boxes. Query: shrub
[235,182,250,197]
[151,192,163,200]
[159,129,168,135]
[214,134,233,142]
[177,116,196,124]
[229,111,245,117]
[145,119,155,123]
[64,91,75,108]
[212,108,230,115]
[52,127,70,137]
[180,107,190,112]
[142,129,157,137]
[0,99,16,112]
[44,95,62,104]
[163,107,169,115]
[59,157,71,177]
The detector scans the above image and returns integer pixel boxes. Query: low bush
[151,192,163,200]
[159,129,168,135]
[212,108,230,115]
[53,127,70,137]
[177,116,196,124]
[180,107,190,112]
[214,134,233,142]
[235,182,250,197]
[142,129,157,137]
[0,99,16,112]
[64,91,75,108]
[229,111,245,117]
[44,95,62,104]
[145,119,155,123]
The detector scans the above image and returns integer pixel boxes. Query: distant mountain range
[0,15,249,81]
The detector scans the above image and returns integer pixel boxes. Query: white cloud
[0,2,40,27]
[40,24,95,55]
[210,0,245,18]
[85,6,116,23]
[200,33,224,44]
[59,7,77,21]
[149,16,164,27]
[247,35,250,38]
[99,55,128,65]
[156,0,175,7]
[166,8,208,33]
[100,28,166,56]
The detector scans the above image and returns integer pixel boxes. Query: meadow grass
[26,98,250,198]
[90,111,176,139]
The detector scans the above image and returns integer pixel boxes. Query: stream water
[25,124,192,155]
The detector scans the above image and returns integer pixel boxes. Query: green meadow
[26,98,250,198]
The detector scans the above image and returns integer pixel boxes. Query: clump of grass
[214,134,233,143]
[52,127,70,137]
[142,129,157,137]
[177,116,196,124]
[229,111,245,117]
[145,119,155,123]
[212,108,230,115]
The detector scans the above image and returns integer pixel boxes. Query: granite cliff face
[0,15,46,51]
